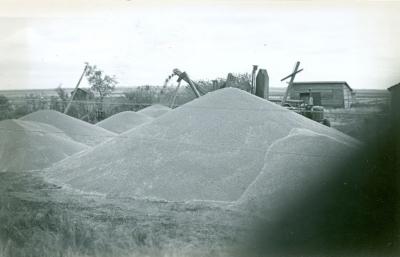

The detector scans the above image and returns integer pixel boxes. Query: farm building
[71,88,94,100]
[69,88,96,119]
[288,81,353,108]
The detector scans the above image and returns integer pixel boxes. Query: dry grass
[325,104,389,141]
[0,172,245,257]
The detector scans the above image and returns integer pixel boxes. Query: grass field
[325,89,390,140]
[0,171,253,257]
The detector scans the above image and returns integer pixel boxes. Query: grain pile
[20,110,116,146]
[0,119,88,172]
[44,88,358,202]
[137,104,171,118]
[96,111,153,134]
[237,128,357,211]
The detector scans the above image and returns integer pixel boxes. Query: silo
[256,69,269,99]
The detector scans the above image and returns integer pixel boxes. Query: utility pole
[251,65,258,94]
[64,63,89,115]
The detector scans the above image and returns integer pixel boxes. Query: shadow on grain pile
[239,118,399,257]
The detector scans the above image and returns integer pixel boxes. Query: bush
[0,95,12,120]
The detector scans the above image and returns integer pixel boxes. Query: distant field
[0,87,390,141]
[0,87,286,98]
[0,88,124,99]
[0,87,390,100]
[353,89,391,97]
[0,88,62,98]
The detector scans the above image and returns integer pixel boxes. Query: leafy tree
[124,86,153,105]
[0,95,11,120]
[25,94,40,113]
[0,95,10,108]
[85,64,117,100]
[222,73,251,91]
[56,85,69,101]
[55,85,69,112]
[84,63,117,119]
[13,105,30,118]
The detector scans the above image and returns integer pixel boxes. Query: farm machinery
[277,62,330,127]
[163,68,207,107]
[164,64,330,127]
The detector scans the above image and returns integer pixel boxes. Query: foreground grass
[0,172,246,257]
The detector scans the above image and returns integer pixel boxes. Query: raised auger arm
[172,68,201,98]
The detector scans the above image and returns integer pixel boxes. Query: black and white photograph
[0,1,399,256]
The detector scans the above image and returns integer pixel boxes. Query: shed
[288,81,353,108]
[69,88,95,119]
[71,88,94,101]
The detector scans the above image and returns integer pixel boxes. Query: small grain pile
[44,88,358,201]
[237,128,357,212]
[20,110,116,146]
[0,119,88,172]
[137,104,171,118]
[96,111,153,134]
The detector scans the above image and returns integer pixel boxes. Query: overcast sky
[0,0,399,90]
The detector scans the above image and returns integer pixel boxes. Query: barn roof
[388,83,400,92]
[72,88,92,94]
[292,81,353,92]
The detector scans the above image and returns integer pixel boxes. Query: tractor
[278,62,330,127]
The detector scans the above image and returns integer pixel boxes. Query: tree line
[0,64,251,123]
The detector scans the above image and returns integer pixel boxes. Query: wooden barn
[70,88,94,100]
[288,81,353,108]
